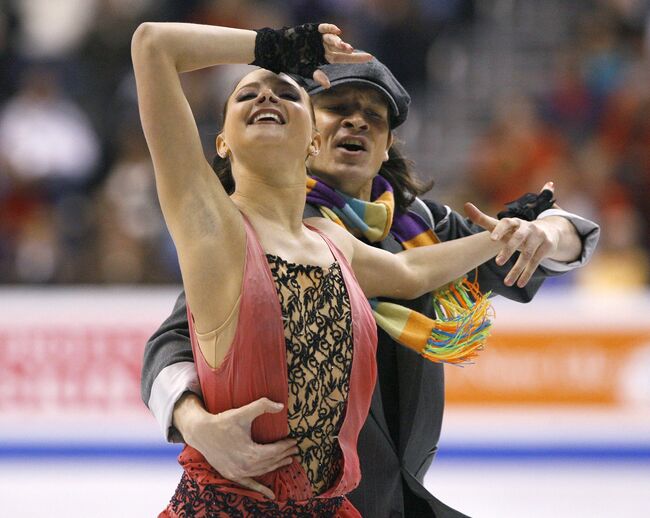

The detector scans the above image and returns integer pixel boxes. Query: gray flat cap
[296,57,411,128]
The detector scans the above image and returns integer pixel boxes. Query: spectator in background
[94,119,175,283]
[10,0,98,60]
[469,3,650,290]
[0,65,100,282]
[469,94,568,214]
[577,58,650,289]
[0,66,99,191]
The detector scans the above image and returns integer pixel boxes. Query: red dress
[160,216,377,517]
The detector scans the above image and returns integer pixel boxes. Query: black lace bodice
[266,254,354,495]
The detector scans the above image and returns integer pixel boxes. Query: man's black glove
[497,189,556,221]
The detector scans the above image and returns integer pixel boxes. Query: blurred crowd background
[0,0,648,288]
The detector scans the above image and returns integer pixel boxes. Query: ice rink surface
[1,456,649,517]
[2,406,649,517]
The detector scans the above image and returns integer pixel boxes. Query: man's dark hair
[380,144,433,213]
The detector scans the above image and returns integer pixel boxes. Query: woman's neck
[231,164,307,234]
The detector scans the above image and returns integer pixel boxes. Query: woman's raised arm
[131,22,370,245]
[131,24,254,240]
[131,24,259,335]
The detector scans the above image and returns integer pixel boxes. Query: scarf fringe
[423,278,493,365]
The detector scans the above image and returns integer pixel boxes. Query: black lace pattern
[252,24,326,77]
[167,472,345,517]
[267,254,354,495]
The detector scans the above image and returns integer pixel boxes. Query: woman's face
[218,69,317,167]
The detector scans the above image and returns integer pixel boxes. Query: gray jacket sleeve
[424,200,600,302]
[536,208,601,272]
[141,291,200,443]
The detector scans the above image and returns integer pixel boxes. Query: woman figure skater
[132,22,504,517]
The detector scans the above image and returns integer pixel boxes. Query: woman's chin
[243,130,306,152]
[246,127,290,142]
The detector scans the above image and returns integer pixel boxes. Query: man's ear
[309,130,322,157]
[216,133,229,159]
[383,132,394,162]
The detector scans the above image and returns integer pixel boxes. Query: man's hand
[464,182,580,288]
[173,393,298,500]
[312,24,373,88]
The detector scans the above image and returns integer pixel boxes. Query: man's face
[307,84,393,196]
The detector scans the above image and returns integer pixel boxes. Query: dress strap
[240,212,266,258]
[304,223,351,273]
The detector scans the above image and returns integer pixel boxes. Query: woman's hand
[313,23,373,88]
[464,183,581,288]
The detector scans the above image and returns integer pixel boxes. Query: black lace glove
[251,23,326,77]
[497,189,556,221]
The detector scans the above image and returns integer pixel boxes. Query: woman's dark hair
[213,152,236,194]
[212,94,236,194]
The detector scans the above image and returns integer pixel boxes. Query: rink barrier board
[1,288,649,459]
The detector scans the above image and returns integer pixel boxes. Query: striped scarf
[306,175,492,365]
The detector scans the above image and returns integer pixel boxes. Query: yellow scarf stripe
[401,229,440,249]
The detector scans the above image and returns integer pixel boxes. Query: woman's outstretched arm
[307,216,506,300]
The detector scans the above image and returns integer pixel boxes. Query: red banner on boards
[2,322,649,411]
[0,327,148,412]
